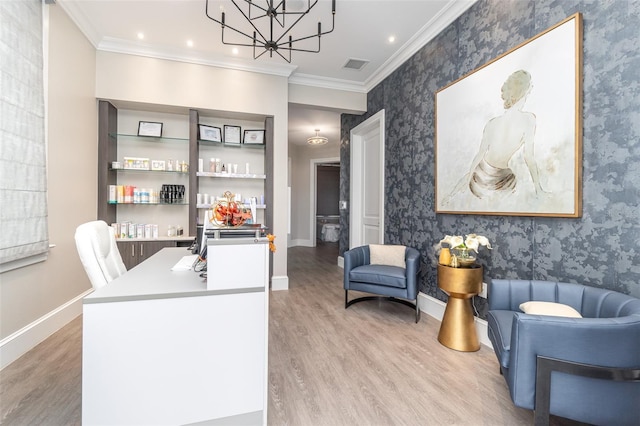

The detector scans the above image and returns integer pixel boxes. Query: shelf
[108,202,189,206]
[114,133,188,144]
[197,204,266,210]
[197,172,266,179]
[198,139,265,149]
[110,168,189,174]
[116,236,195,242]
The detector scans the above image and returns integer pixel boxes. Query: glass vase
[451,247,476,267]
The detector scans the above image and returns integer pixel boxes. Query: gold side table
[437,264,483,352]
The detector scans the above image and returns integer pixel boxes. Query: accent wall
[340,0,640,318]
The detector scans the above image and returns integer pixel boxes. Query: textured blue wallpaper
[340,0,640,318]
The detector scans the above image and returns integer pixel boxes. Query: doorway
[350,110,385,248]
[310,157,340,248]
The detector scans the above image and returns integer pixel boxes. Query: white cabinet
[207,237,269,291]
[82,248,268,425]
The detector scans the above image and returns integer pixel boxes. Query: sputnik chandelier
[205,0,336,63]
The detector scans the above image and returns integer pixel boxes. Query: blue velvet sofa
[343,245,421,322]
[487,279,640,425]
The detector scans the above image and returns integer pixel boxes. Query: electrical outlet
[479,282,488,298]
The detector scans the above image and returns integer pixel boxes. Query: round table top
[437,263,483,295]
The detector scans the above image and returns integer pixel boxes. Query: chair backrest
[489,279,640,318]
[75,220,127,289]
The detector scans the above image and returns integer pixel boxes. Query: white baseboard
[418,292,492,349]
[287,239,314,248]
[0,289,92,370]
[271,275,289,291]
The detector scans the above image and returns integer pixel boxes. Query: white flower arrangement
[438,234,492,253]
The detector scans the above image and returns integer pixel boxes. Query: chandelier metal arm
[282,13,335,46]
[205,0,336,62]
[206,0,269,47]
[272,0,335,45]
[252,0,324,29]
[255,43,291,63]
[230,1,270,47]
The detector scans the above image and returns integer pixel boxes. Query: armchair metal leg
[534,355,640,426]
[345,292,420,323]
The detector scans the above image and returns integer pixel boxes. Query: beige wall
[95,51,289,282]
[0,5,97,339]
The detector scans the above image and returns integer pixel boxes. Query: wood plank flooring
[1,315,83,425]
[1,242,579,425]
[269,243,533,425]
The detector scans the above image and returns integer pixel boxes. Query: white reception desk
[82,239,269,425]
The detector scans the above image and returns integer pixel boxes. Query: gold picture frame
[435,13,583,218]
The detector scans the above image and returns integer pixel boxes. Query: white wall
[289,83,366,114]
[0,5,96,343]
[95,51,289,287]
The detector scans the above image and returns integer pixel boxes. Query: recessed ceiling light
[187,40,194,47]
[137,32,144,40]
[232,47,239,55]
[388,35,396,43]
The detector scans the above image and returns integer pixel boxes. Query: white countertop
[84,247,263,304]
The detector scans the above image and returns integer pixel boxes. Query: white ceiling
[57,0,476,146]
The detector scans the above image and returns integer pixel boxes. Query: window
[0,0,49,272]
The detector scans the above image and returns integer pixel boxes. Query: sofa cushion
[519,301,583,318]
[369,244,406,268]
[487,310,514,369]
[349,264,407,289]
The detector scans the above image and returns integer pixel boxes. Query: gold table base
[436,264,483,352]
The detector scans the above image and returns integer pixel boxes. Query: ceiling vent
[343,58,369,71]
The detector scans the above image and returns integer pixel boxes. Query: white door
[350,110,385,248]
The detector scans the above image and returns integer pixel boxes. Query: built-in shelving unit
[98,100,273,267]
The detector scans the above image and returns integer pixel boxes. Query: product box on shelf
[123,157,150,170]
[109,185,160,204]
[112,222,159,239]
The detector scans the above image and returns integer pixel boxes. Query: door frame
[309,157,340,246]
[350,109,385,249]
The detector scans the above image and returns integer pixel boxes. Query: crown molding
[57,0,477,93]
[364,0,478,92]
[288,73,367,94]
[56,0,101,47]
[98,37,297,78]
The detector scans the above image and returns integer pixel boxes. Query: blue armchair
[343,245,421,323]
[487,279,640,425]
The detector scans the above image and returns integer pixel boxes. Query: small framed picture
[243,129,265,145]
[199,124,222,142]
[137,121,163,137]
[223,125,242,145]
[151,160,166,171]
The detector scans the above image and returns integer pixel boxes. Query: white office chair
[75,220,127,289]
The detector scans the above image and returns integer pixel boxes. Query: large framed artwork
[435,13,582,217]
